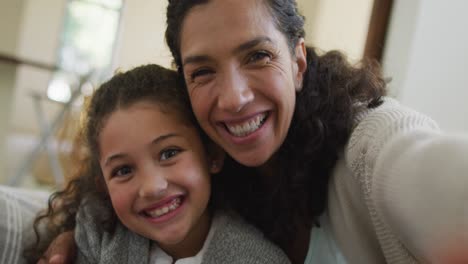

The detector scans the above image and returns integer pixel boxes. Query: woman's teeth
[146,197,181,218]
[226,114,267,137]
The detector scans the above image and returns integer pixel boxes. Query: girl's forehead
[129,100,190,123]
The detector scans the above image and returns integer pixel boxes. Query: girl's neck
[159,211,212,261]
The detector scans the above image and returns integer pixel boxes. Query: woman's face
[180,0,307,167]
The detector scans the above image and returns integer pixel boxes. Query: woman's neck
[257,153,280,179]
[257,154,312,264]
[285,224,311,264]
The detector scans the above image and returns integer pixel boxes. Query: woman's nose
[216,67,254,113]
[138,166,168,198]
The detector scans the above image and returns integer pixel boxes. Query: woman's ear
[207,144,226,174]
[293,38,307,92]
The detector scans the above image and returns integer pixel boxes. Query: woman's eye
[111,165,133,178]
[248,51,272,64]
[190,68,214,83]
[160,148,181,161]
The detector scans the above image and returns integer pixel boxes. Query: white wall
[0,0,25,55]
[0,0,26,179]
[298,0,374,61]
[0,0,66,183]
[9,0,65,134]
[112,1,172,71]
[383,0,468,132]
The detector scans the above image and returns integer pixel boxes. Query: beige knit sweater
[328,98,468,263]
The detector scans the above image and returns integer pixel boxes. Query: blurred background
[0,0,467,189]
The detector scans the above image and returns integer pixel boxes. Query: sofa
[0,185,49,264]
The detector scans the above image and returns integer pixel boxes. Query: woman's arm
[346,98,468,262]
[372,131,468,262]
[37,231,76,264]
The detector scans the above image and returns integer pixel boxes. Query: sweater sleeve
[74,198,150,264]
[74,200,106,264]
[344,98,468,263]
[202,212,291,264]
[372,130,468,263]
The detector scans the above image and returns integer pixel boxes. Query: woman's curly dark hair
[23,64,208,262]
[166,0,387,255]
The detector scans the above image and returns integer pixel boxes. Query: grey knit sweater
[75,200,290,264]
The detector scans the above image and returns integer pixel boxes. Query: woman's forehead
[179,0,285,59]
[181,0,271,37]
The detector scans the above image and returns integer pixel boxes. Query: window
[48,0,123,103]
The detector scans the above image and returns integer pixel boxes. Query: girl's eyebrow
[103,153,127,167]
[182,36,273,67]
[151,133,181,145]
[103,133,181,166]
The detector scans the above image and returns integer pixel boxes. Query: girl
[27,64,290,264]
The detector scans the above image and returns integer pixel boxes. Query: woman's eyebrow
[182,36,273,66]
[233,36,273,54]
[183,55,211,67]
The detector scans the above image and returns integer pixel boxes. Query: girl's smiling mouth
[141,195,185,220]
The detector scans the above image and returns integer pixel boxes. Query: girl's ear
[207,144,226,174]
[293,38,307,92]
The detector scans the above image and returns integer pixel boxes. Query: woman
[39,0,468,263]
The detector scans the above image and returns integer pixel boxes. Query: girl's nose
[138,166,168,198]
[216,67,254,113]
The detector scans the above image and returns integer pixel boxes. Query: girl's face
[99,101,222,258]
[179,0,307,167]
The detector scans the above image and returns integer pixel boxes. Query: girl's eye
[160,148,181,161]
[189,68,214,83]
[247,51,272,64]
[111,165,133,178]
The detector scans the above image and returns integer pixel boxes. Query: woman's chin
[229,150,271,168]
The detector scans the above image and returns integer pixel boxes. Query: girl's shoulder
[202,211,291,264]
[75,195,149,264]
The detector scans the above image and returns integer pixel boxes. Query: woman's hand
[37,231,76,264]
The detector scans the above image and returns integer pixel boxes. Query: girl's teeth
[227,114,266,137]
[146,198,181,218]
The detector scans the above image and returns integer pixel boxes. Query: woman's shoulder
[346,97,440,171]
[202,211,291,264]
[352,97,439,137]
[333,97,468,262]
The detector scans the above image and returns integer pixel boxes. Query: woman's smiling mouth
[223,112,269,137]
